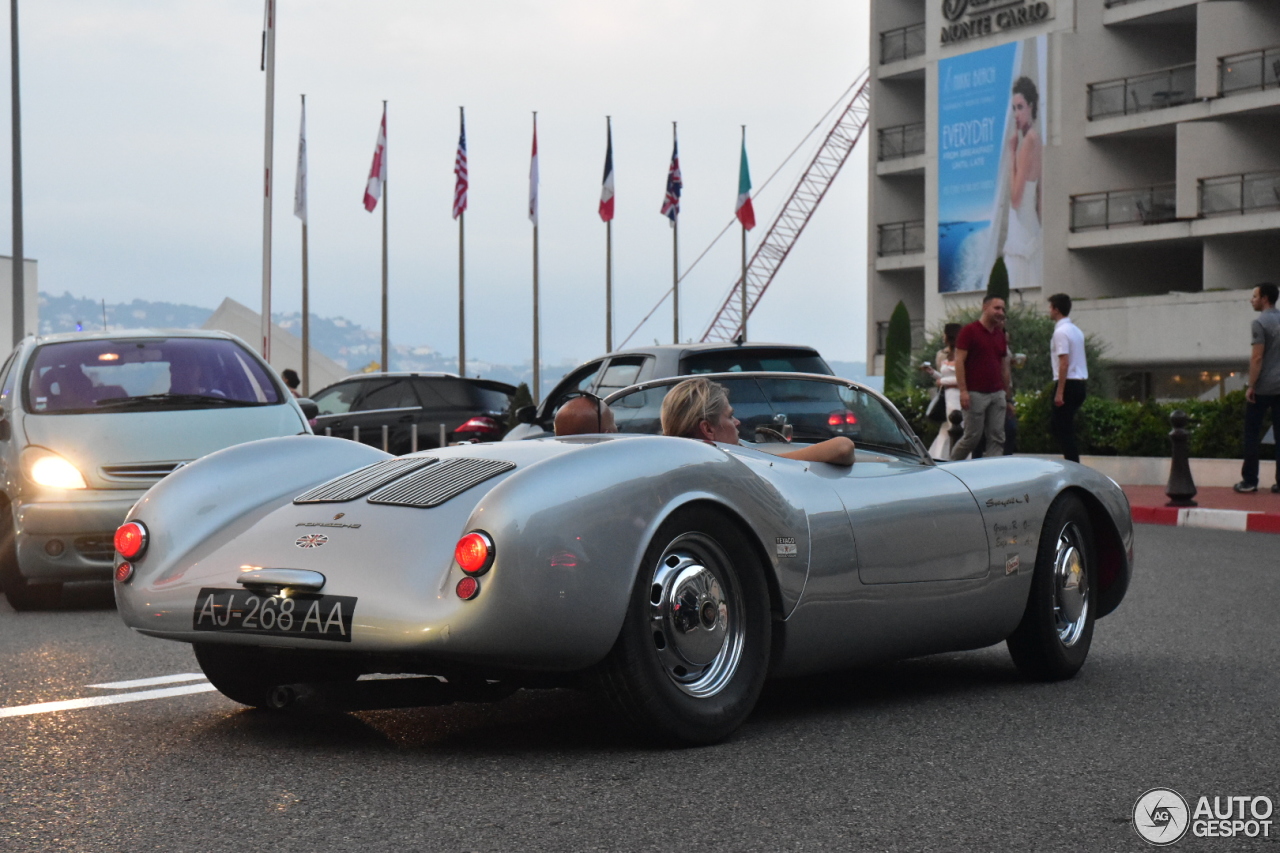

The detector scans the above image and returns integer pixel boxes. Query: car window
[542,361,604,417]
[596,357,648,397]
[681,349,832,376]
[0,348,18,406]
[312,381,363,416]
[471,386,513,412]
[354,380,419,412]
[24,337,282,414]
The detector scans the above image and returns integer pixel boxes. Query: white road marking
[0,683,218,719]
[86,673,208,690]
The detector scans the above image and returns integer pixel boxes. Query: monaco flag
[363,104,387,212]
[598,120,615,222]
[735,134,755,230]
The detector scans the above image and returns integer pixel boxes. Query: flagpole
[261,0,276,361]
[531,112,540,405]
[299,94,310,396]
[381,102,389,373]
[671,121,679,345]
[458,208,466,377]
[604,117,613,352]
[740,125,748,342]
[10,0,25,347]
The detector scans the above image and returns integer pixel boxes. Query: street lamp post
[10,0,25,347]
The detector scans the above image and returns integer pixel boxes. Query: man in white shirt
[1048,293,1087,462]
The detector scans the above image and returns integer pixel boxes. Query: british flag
[452,108,468,219]
[660,136,681,225]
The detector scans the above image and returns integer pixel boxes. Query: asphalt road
[2,524,1277,853]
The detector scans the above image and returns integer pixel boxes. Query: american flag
[452,108,468,219]
[660,136,681,225]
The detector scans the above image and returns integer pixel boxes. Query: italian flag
[735,135,755,230]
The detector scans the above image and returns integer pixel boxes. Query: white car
[0,329,315,609]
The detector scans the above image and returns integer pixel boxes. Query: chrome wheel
[648,533,744,698]
[1053,521,1090,647]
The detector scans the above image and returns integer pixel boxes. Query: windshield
[608,375,918,456]
[24,337,283,414]
[681,349,832,375]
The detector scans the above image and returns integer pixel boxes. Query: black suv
[311,372,515,454]
[504,342,832,440]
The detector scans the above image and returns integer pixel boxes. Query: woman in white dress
[1002,76,1042,291]
[926,323,963,460]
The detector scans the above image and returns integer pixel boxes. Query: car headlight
[21,447,88,489]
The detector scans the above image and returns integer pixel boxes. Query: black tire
[596,506,771,746]
[194,643,360,708]
[1007,492,1097,681]
[0,507,62,611]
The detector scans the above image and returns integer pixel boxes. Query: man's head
[553,393,616,437]
[661,377,739,444]
[981,294,1007,328]
[1251,283,1278,312]
[281,368,301,390]
[1047,293,1072,321]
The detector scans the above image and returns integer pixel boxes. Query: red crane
[701,70,871,342]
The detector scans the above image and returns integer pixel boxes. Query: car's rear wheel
[194,644,360,708]
[1007,492,1097,680]
[596,506,771,745]
[0,508,62,611]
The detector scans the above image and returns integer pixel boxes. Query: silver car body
[116,372,1132,679]
[2,329,312,586]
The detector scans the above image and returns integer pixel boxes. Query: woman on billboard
[1002,76,1041,290]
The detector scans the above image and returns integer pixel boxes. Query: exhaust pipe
[266,675,514,713]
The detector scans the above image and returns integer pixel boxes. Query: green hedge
[885,387,1251,459]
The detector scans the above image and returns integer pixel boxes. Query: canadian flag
[363,104,387,212]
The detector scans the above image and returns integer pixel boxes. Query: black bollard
[948,409,965,446]
[1166,409,1198,507]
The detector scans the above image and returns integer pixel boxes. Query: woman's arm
[780,436,856,466]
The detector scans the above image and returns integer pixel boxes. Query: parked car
[0,329,316,610]
[113,371,1132,745]
[503,342,832,440]
[309,373,515,455]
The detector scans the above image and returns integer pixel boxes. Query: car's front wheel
[596,507,771,745]
[1006,492,1097,680]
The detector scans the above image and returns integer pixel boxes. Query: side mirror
[515,405,536,425]
[297,398,320,420]
[0,416,9,442]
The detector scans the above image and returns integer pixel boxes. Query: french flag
[598,119,615,222]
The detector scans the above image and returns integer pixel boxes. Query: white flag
[293,98,307,223]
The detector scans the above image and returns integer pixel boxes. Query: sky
[1,0,871,370]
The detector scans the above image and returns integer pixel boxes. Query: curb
[1131,505,1280,535]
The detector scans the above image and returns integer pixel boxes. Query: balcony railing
[880,23,925,65]
[1200,170,1280,216]
[1070,184,1177,231]
[878,123,925,161]
[1087,63,1196,120]
[878,220,925,256]
[1220,46,1280,97]
[875,319,926,356]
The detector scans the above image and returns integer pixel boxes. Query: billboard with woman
[938,35,1047,293]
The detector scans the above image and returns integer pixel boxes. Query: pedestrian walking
[1235,282,1280,493]
[1048,293,1087,463]
[950,294,1013,460]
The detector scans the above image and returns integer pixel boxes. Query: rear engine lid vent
[366,458,515,508]
[294,457,436,504]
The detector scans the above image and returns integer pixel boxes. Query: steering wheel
[754,426,789,443]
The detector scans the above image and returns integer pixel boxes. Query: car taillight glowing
[828,411,858,427]
[114,522,149,560]
[456,416,501,435]
[115,562,134,584]
[454,531,494,575]
[456,576,480,600]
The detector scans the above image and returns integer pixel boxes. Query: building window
[1070,185,1177,231]
[1200,171,1280,216]
[1219,46,1280,96]
[878,123,925,161]
[1087,64,1196,120]
[880,23,925,65]
[877,220,925,256]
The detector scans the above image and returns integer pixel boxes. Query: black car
[504,342,832,440]
[310,372,515,454]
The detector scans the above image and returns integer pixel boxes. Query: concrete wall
[0,257,39,354]
[1176,116,1280,216]
[1070,288,1257,367]
[1203,234,1280,293]
[1198,1,1280,96]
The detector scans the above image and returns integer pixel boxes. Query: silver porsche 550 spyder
[114,372,1133,744]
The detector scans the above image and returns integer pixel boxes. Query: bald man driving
[553,394,618,437]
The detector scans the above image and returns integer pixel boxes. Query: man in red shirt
[950,294,1014,460]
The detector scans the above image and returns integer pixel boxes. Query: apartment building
[868,0,1280,399]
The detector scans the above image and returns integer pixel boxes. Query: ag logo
[942,0,968,21]
[1133,788,1190,846]
[295,533,329,549]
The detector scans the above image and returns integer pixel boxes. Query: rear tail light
[115,562,134,584]
[454,531,495,575]
[828,411,858,427]
[455,416,502,435]
[456,576,480,600]
[114,521,149,560]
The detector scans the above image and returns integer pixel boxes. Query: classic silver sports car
[114,372,1133,744]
